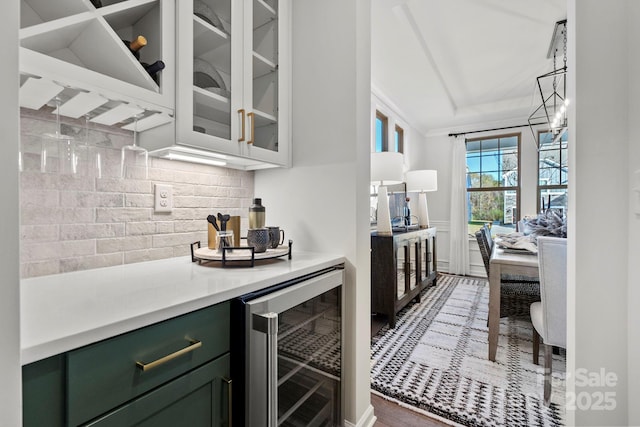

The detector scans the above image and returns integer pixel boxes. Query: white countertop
[20,251,345,365]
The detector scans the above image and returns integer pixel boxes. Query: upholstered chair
[530,236,567,406]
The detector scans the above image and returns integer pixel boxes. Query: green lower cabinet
[22,354,65,427]
[85,353,231,427]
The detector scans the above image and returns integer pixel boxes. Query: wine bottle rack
[19,0,174,132]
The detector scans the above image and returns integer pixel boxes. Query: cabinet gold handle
[135,339,202,371]
[247,112,254,145]
[238,109,246,142]
[223,377,232,427]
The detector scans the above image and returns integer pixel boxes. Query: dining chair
[530,236,567,406]
[475,225,540,318]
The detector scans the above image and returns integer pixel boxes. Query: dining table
[488,243,540,361]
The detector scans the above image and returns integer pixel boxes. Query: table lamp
[405,169,438,229]
[371,152,404,235]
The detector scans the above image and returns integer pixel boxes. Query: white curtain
[448,136,470,275]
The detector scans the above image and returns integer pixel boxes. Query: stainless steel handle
[135,339,201,371]
[253,312,278,427]
[223,377,232,427]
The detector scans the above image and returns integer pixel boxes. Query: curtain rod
[448,122,547,138]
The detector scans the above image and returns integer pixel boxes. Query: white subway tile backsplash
[124,194,154,208]
[152,232,206,248]
[21,225,59,242]
[124,247,174,264]
[155,221,175,234]
[22,240,95,262]
[20,109,254,278]
[97,236,152,254]
[126,222,157,236]
[173,220,208,233]
[21,260,60,278]
[60,253,124,273]
[20,190,59,208]
[21,207,95,226]
[60,224,125,240]
[95,207,153,223]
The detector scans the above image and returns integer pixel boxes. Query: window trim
[536,130,568,212]
[466,132,522,226]
[394,124,404,153]
[375,110,389,152]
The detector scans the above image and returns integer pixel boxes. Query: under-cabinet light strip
[162,153,227,167]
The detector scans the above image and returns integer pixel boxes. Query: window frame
[537,130,568,213]
[375,110,389,152]
[394,124,404,153]
[465,132,522,231]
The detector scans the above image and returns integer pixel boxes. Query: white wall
[0,0,21,425]
[627,2,640,423]
[255,0,375,426]
[568,1,631,425]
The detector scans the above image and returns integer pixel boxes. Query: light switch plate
[154,184,173,213]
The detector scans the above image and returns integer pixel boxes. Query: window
[538,130,568,215]
[466,133,521,235]
[375,111,388,152]
[394,125,404,153]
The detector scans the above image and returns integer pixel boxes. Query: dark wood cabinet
[371,228,437,328]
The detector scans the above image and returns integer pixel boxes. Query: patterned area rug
[371,274,566,427]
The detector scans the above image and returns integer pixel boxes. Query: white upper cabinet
[139,0,290,169]
[19,0,175,131]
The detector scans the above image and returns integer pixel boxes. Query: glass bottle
[249,198,265,229]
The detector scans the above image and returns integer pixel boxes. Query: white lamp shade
[371,152,404,185]
[405,169,438,192]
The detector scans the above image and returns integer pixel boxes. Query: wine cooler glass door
[246,268,342,427]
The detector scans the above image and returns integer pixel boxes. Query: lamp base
[376,186,393,236]
[417,192,430,229]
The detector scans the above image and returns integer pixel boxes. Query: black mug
[267,226,285,249]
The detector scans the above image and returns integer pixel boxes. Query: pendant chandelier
[528,20,568,147]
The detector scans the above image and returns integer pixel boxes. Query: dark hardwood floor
[371,393,450,427]
[370,314,451,427]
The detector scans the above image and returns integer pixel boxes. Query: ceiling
[371,0,568,136]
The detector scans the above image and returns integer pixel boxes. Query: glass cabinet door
[191,0,236,142]
[247,0,278,151]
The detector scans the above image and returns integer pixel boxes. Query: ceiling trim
[371,83,427,135]
[393,3,457,114]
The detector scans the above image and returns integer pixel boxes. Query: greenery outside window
[466,133,521,235]
[538,130,568,215]
[375,111,388,152]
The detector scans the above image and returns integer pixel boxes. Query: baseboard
[344,404,376,427]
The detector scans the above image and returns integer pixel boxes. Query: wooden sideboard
[371,227,437,328]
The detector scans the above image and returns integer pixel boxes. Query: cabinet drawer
[85,353,231,427]
[67,302,230,426]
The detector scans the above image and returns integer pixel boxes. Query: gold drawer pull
[136,339,202,371]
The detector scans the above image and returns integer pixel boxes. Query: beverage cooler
[231,266,343,427]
